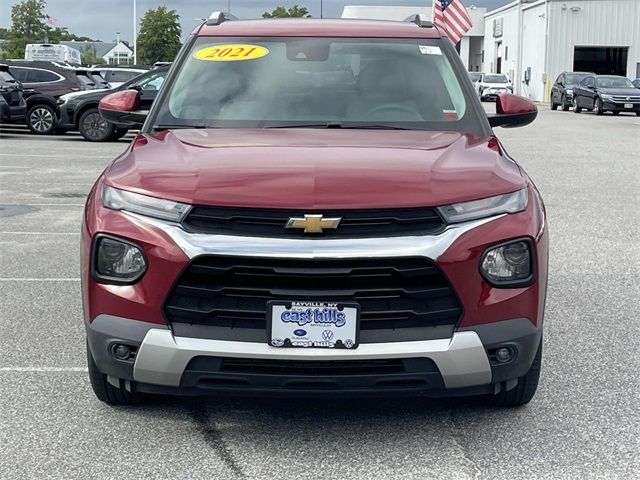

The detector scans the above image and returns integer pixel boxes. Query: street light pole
[320,0,323,18]
[133,0,137,64]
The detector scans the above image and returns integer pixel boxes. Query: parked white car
[477,73,513,101]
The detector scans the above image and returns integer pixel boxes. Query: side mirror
[487,93,537,128]
[98,89,146,128]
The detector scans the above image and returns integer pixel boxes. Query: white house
[60,40,134,65]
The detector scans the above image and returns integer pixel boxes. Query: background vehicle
[5,60,97,134]
[88,15,545,408]
[58,64,168,141]
[477,73,513,101]
[550,71,590,111]
[0,64,26,123]
[25,43,81,65]
[89,70,111,89]
[468,72,482,94]
[92,66,149,88]
[573,74,640,116]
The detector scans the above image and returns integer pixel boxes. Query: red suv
[85,13,547,406]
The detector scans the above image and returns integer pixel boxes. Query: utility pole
[320,0,323,18]
[133,0,137,64]
[116,31,120,65]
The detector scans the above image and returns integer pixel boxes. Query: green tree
[80,45,105,65]
[10,0,46,40]
[262,5,310,18]
[136,6,181,64]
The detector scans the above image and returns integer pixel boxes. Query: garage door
[573,47,628,76]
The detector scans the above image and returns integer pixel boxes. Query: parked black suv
[550,71,590,111]
[57,64,169,141]
[573,75,640,116]
[0,64,26,123]
[5,61,96,134]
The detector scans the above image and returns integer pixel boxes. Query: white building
[341,5,487,72]
[60,40,134,65]
[483,0,640,102]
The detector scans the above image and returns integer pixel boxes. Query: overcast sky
[1,0,510,43]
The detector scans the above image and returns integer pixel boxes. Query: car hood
[105,129,526,209]
[597,87,640,96]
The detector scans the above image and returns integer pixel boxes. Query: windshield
[154,37,471,130]
[565,73,588,85]
[483,74,509,84]
[596,76,634,88]
[468,72,482,82]
[91,73,108,85]
[76,74,95,86]
[0,71,16,82]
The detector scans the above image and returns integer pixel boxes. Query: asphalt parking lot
[1,107,639,480]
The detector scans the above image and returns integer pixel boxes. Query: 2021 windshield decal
[193,44,269,62]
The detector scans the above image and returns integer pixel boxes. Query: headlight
[102,184,190,222]
[566,89,573,96]
[600,94,613,101]
[437,189,528,223]
[58,93,71,105]
[480,239,533,287]
[93,235,147,284]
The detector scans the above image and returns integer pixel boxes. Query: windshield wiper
[153,124,210,131]
[266,122,411,130]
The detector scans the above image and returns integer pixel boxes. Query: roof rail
[206,11,238,26]
[403,14,433,28]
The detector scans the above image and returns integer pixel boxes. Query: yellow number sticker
[193,44,269,62]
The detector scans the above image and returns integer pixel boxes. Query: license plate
[268,301,359,349]
[624,103,633,109]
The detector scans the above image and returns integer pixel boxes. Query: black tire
[109,128,129,141]
[87,341,139,405]
[612,111,620,116]
[79,108,115,142]
[27,104,57,135]
[484,338,542,407]
[561,95,570,111]
[573,98,582,113]
[595,97,604,115]
[550,95,558,110]
[636,110,640,117]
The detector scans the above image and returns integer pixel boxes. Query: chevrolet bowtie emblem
[286,214,342,233]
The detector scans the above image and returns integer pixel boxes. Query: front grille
[164,256,462,343]
[610,96,640,103]
[220,358,407,375]
[182,206,446,238]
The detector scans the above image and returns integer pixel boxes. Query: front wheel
[27,104,57,134]
[573,98,582,113]
[87,341,140,405]
[79,108,115,142]
[595,97,604,115]
[636,110,640,117]
[484,338,542,407]
[550,95,558,110]
[561,95,570,111]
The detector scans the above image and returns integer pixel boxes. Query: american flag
[432,0,473,45]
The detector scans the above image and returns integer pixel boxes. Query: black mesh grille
[165,256,462,343]
[182,206,445,238]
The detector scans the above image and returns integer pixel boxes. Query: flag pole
[133,0,137,64]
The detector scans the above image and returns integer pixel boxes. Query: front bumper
[0,102,26,123]
[86,314,541,395]
[602,101,640,112]
[83,182,548,397]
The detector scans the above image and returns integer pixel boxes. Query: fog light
[94,235,147,284]
[113,344,131,360]
[480,239,533,286]
[495,347,513,363]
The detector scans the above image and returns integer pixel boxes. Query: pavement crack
[447,408,482,480]
[188,401,247,479]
